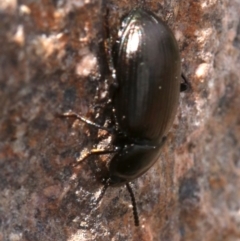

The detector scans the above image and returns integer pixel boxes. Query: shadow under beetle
[62,8,188,226]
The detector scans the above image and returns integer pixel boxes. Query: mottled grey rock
[0,0,240,241]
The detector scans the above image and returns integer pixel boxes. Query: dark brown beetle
[62,8,188,226]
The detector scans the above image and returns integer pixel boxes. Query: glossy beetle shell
[113,9,181,142]
[60,8,185,226]
[108,9,181,185]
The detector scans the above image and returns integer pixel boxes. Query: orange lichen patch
[208,175,227,190]
[183,2,202,38]
[177,1,202,34]
[27,0,65,32]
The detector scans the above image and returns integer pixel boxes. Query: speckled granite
[0,0,240,241]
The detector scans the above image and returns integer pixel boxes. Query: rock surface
[0,0,240,240]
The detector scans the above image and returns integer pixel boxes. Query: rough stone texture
[0,0,240,241]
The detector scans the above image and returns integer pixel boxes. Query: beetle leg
[58,111,114,133]
[79,179,111,229]
[95,178,111,205]
[126,183,139,226]
[73,147,120,167]
[180,73,190,92]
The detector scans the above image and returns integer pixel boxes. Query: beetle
[61,8,188,226]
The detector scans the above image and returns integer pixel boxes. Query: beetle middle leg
[58,111,120,167]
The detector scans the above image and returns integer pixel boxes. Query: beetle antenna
[95,179,110,205]
[126,183,139,226]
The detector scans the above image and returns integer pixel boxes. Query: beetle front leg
[57,111,114,133]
